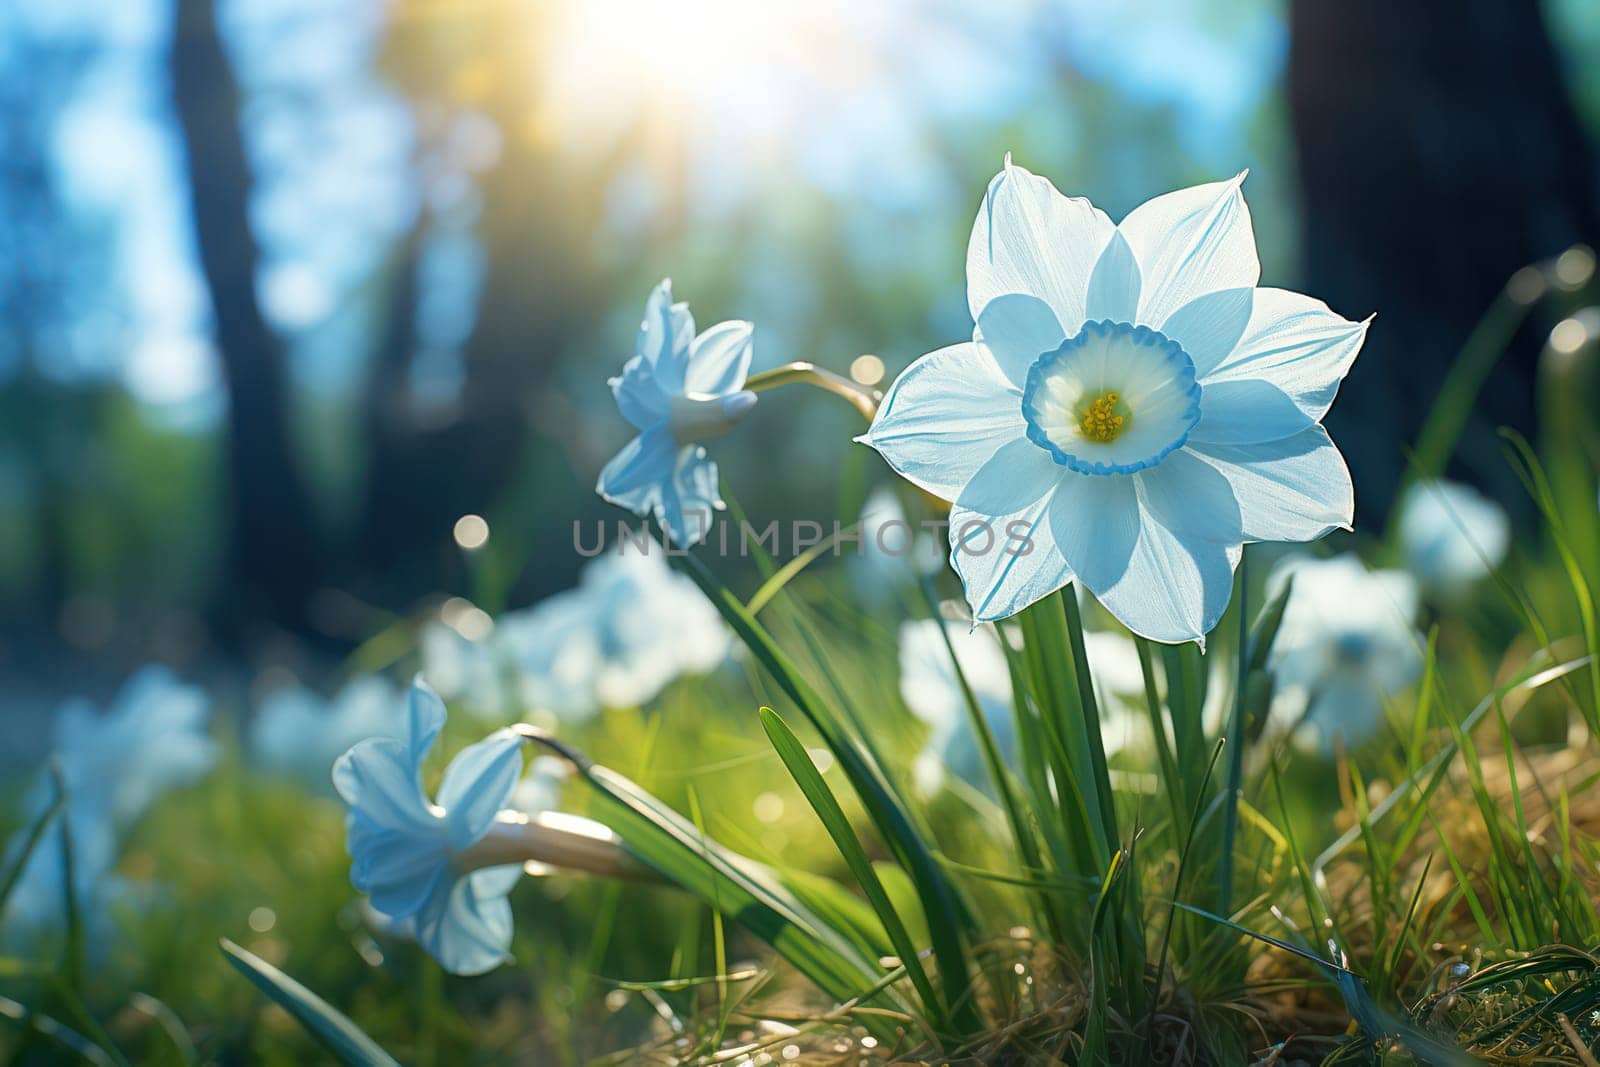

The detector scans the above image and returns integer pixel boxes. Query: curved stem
[456,810,662,883]
[744,362,881,421]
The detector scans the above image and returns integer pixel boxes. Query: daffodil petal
[950,441,1073,622]
[354,831,447,918]
[1190,379,1314,445]
[332,739,433,834]
[975,294,1066,388]
[415,873,515,977]
[405,679,447,773]
[660,446,721,545]
[1092,507,1240,644]
[950,498,1073,624]
[637,280,695,394]
[967,159,1115,328]
[608,353,669,431]
[684,320,754,396]
[1118,174,1258,328]
[596,426,676,514]
[1186,429,1354,542]
[1158,287,1253,376]
[1196,288,1368,422]
[1134,451,1242,545]
[437,730,524,851]
[1047,472,1140,593]
[1083,230,1141,324]
[858,342,1025,502]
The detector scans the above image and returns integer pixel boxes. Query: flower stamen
[1078,391,1130,443]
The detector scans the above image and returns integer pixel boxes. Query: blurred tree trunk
[355,8,603,605]
[1289,0,1600,518]
[171,0,323,639]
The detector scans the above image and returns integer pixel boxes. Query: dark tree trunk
[1289,0,1600,519]
[353,86,601,605]
[171,0,323,638]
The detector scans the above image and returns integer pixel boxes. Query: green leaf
[519,728,905,1038]
[760,707,948,1032]
[219,939,398,1067]
[0,767,65,913]
[672,550,981,1034]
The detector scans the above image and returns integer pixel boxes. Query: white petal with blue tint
[1159,287,1253,377]
[950,493,1074,623]
[949,440,1072,622]
[1084,231,1141,324]
[415,872,515,976]
[975,293,1066,387]
[1188,429,1354,542]
[1134,450,1243,545]
[1118,174,1258,329]
[684,319,754,396]
[1197,288,1368,423]
[859,342,1024,501]
[1189,378,1315,445]
[636,279,696,394]
[437,730,524,850]
[1094,499,1241,644]
[609,354,669,430]
[596,426,676,513]
[662,446,722,545]
[966,158,1115,327]
[333,739,434,834]
[1046,472,1139,591]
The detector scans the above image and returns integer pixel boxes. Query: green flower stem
[745,362,882,421]
[1059,591,1120,857]
[1217,547,1249,918]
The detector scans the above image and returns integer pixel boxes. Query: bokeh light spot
[849,354,885,386]
[1550,316,1590,355]
[453,513,490,550]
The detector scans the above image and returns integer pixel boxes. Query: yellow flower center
[1077,391,1130,443]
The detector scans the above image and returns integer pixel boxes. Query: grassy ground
[4,260,1600,1064]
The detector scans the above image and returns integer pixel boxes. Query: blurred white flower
[2,666,216,938]
[1267,554,1422,752]
[1397,479,1510,592]
[427,550,731,722]
[849,486,943,606]
[420,618,505,713]
[899,619,1154,793]
[48,666,217,829]
[1080,630,1149,755]
[251,674,404,790]
[899,619,1014,794]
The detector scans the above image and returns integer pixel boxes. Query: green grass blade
[1388,280,1537,532]
[220,939,399,1067]
[1218,550,1250,916]
[0,770,65,912]
[520,728,906,1034]
[920,580,1045,885]
[673,550,981,1032]
[760,707,949,1031]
